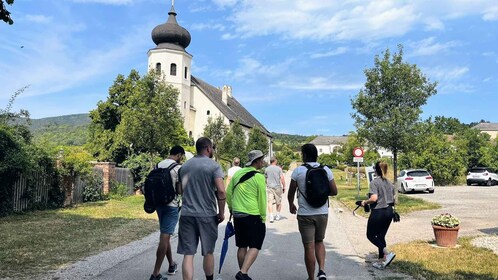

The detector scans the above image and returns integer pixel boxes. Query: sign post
[353,148,364,200]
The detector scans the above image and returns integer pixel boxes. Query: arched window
[184,101,187,109]
[184,66,188,79]
[155,63,161,75]
[170,63,177,76]
[189,131,192,138]
[207,110,210,115]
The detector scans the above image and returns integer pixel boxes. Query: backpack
[298,164,330,208]
[143,162,179,214]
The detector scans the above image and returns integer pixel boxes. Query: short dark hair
[170,145,185,156]
[301,143,318,162]
[195,137,212,153]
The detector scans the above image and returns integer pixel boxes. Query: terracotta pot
[432,225,459,247]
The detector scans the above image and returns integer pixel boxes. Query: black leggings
[366,206,393,259]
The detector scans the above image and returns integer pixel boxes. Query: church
[147,3,272,153]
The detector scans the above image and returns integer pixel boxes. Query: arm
[280,169,286,193]
[361,194,378,206]
[215,177,226,224]
[329,179,338,196]
[287,179,298,214]
[175,181,183,195]
[226,176,232,187]
[226,178,233,212]
[257,175,267,221]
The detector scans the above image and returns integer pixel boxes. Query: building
[472,122,498,139]
[147,4,271,148]
[309,136,348,155]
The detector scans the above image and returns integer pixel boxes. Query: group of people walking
[148,137,397,280]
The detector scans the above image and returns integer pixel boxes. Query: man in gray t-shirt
[177,137,225,280]
[264,157,285,222]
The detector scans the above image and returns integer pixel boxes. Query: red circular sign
[353,147,364,157]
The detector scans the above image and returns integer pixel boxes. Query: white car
[466,167,498,186]
[397,169,435,193]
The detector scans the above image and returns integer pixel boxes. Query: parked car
[466,167,498,186]
[397,169,435,193]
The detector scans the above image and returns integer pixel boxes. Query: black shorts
[233,215,266,250]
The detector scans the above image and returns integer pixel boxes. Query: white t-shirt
[227,166,242,178]
[290,162,334,216]
[157,158,181,207]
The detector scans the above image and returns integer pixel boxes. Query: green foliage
[433,116,466,135]
[34,124,88,146]
[271,132,311,151]
[0,0,14,25]
[109,181,130,200]
[218,120,246,162]
[275,144,299,170]
[351,45,437,182]
[203,115,228,149]
[121,153,162,187]
[246,126,269,156]
[57,146,94,177]
[88,70,188,165]
[318,153,341,168]
[454,127,493,170]
[431,213,460,228]
[82,174,105,202]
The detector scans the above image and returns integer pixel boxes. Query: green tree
[88,70,187,165]
[202,115,228,152]
[433,116,466,135]
[246,126,269,156]
[218,120,246,162]
[0,0,14,25]
[351,45,437,182]
[275,144,298,170]
[454,127,492,170]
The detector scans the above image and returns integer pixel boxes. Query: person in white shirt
[226,157,242,187]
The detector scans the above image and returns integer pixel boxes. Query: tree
[433,116,466,135]
[351,45,437,182]
[246,126,269,156]
[218,120,246,162]
[202,115,228,153]
[88,70,187,165]
[0,0,14,25]
[275,144,298,170]
[454,126,492,170]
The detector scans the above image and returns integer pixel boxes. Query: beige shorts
[267,187,283,206]
[297,214,328,244]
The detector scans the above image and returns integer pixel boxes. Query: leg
[203,253,214,278]
[182,255,194,280]
[315,241,326,271]
[166,236,174,266]
[366,210,383,259]
[303,242,316,280]
[240,248,260,274]
[237,247,247,269]
[152,233,170,276]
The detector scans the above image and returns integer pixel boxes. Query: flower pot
[432,225,459,247]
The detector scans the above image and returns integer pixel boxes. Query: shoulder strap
[167,162,179,171]
[229,170,258,221]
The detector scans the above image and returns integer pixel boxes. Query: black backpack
[298,164,330,208]
[143,162,179,214]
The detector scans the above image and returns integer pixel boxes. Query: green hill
[30,114,91,146]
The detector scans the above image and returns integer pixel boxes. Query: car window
[469,168,486,173]
[407,170,430,177]
[399,171,405,177]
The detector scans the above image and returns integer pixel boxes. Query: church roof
[310,136,348,145]
[191,76,271,137]
[151,6,191,51]
[472,122,498,131]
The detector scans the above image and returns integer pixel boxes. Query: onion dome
[151,6,191,50]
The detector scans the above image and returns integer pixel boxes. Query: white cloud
[425,66,469,81]
[275,77,362,91]
[310,47,348,59]
[409,37,460,56]
[23,14,53,24]
[227,56,294,81]
[212,0,239,8]
[483,6,498,21]
[73,0,133,4]
[190,23,226,32]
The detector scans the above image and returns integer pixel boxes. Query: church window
[155,63,161,75]
[189,131,192,138]
[184,101,187,109]
[207,110,210,115]
[170,63,177,76]
[184,67,188,79]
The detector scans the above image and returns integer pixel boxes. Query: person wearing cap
[226,150,267,280]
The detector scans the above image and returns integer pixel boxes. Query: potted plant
[431,213,460,247]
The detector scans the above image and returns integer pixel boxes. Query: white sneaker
[269,215,274,223]
[275,215,281,221]
[383,252,396,267]
[372,261,385,270]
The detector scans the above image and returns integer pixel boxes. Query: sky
[1,0,497,136]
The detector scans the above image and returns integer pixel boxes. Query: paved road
[45,178,498,280]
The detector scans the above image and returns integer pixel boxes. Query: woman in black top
[361,161,396,269]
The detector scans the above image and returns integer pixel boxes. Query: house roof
[309,136,348,145]
[472,122,498,131]
[191,75,271,137]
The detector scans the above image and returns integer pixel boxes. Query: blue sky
[1,0,497,136]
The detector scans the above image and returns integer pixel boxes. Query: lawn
[391,238,498,280]
[331,169,441,215]
[0,195,158,278]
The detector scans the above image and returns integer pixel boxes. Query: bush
[109,181,130,200]
[82,174,105,202]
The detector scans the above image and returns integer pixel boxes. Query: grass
[332,169,441,215]
[391,237,498,280]
[0,195,158,278]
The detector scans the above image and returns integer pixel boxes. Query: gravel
[471,235,498,255]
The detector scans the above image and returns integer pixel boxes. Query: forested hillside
[30,114,90,146]
[270,132,315,151]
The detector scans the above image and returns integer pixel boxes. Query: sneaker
[149,273,167,280]
[383,252,396,267]
[275,214,281,221]
[269,215,274,223]
[235,271,252,280]
[317,270,326,279]
[167,263,178,275]
[372,261,385,270]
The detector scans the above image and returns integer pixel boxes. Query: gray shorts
[297,214,328,244]
[177,215,218,256]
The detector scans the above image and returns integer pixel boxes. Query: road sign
[353,157,364,163]
[353,147,364,157]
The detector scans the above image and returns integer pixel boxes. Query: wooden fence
[115,167,135,194]
[12,171,57,213]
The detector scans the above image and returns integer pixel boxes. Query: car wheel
[400,184,406,193]
[487,179,492,186]
[428,189,434,193]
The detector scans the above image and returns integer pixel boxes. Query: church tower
[148,3,192,131]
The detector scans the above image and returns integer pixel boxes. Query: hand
[361,200,367,207]
[217,213,225,224]
[289,203,297,214]
[282,187,286,194]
